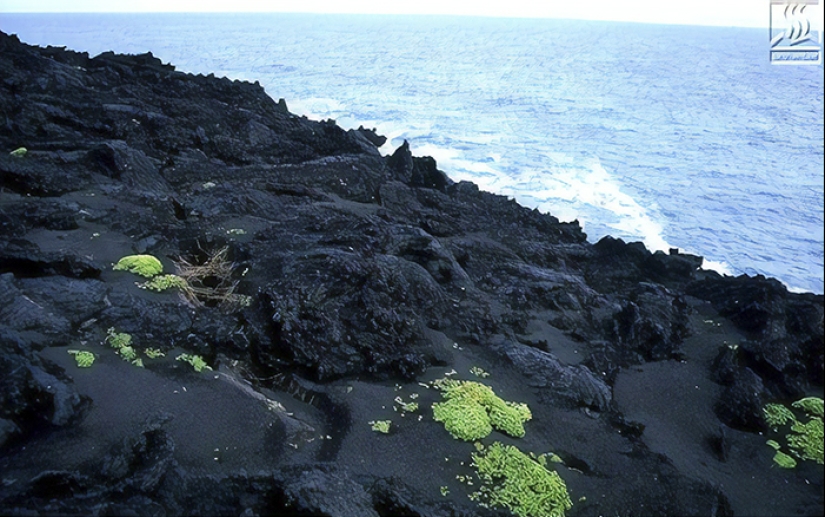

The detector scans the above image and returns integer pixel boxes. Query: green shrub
[105,327,132,349]
[470,442,572,517]
[432,379,531,441]
[764,397,824,467]
[142,274,188,292]
[370,420,392,433]
[68,349,95,368]
[113,254,164,278]
[176,353,211,372]
[105,328,143,367]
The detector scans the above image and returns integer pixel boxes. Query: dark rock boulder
[278,464,379,517]
[587,236,703,291]
[353,125,387,147]
[692,274,824,422]
[497,340,612,411]
[386,139,415,182]
[259,250,450,381]
[607,283,691,362]
[0,330,89,448]
[714,366,769,431]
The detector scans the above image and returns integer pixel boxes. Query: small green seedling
[68,349,95,368]
[144,348,165,359]
[369,420,392,433]
[470,366,490,378]
[113,254,164,278]
[176,353,212,372]
[106,327,132,349]
[105,328,144,367]
[9,147,27,157]
[394,396,419,413]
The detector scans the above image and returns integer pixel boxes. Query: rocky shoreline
[1,30,822,516]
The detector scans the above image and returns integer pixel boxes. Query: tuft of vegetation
[793,397,824,418]
[174,246,251,310]
[105,328,144,367]
[143,348,165,359]
[142,274,188,292]
[470,442,573,517]
[176,353,212,372]
[764,397,824,467]
[10,147,27,157]
[68,349,95,368]
[431,378,531,441]
[370,420,392,433]
[470,366,490,378]
[106,327,132,349]
[113,254,164,278]
[394,396,419,413]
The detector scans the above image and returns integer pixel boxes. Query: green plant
[470,366,490,378]
[68,349,95,368]
[176,353,212,372]
[105,328,144,367]
[144,348,165,359]
[763,403,795,427]
[370,420,392,433]
[394,396,419,413]
[766,439,798,468]
[142,274,188,292]
[10,147,27,157]
[470,442,573,517]
[763,397,824,467]
[432,379,532,441]
[105,327,132,349]
[113,254,164,278]
[793,397,824,418]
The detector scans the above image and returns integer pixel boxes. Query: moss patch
[113,254,164,278]
[764,397,824,467]
[142,274,188,292]
[470,442,573,517]
[369,420,392,433]
[432,378,531,441]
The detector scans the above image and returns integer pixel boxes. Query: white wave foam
[697,257,735,276]
[568,159,673,252]
[404,143,675,256]
[286,97,347,121]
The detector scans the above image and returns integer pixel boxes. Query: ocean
[2,13,823,294]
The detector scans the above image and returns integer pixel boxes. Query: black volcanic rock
[354,125,387,147]
[0,30,822,517]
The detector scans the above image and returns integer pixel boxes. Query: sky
[0,0,785,28]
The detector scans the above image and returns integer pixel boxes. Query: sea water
[2,13,822,293]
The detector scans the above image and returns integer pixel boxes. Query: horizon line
[0,10,768,29]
